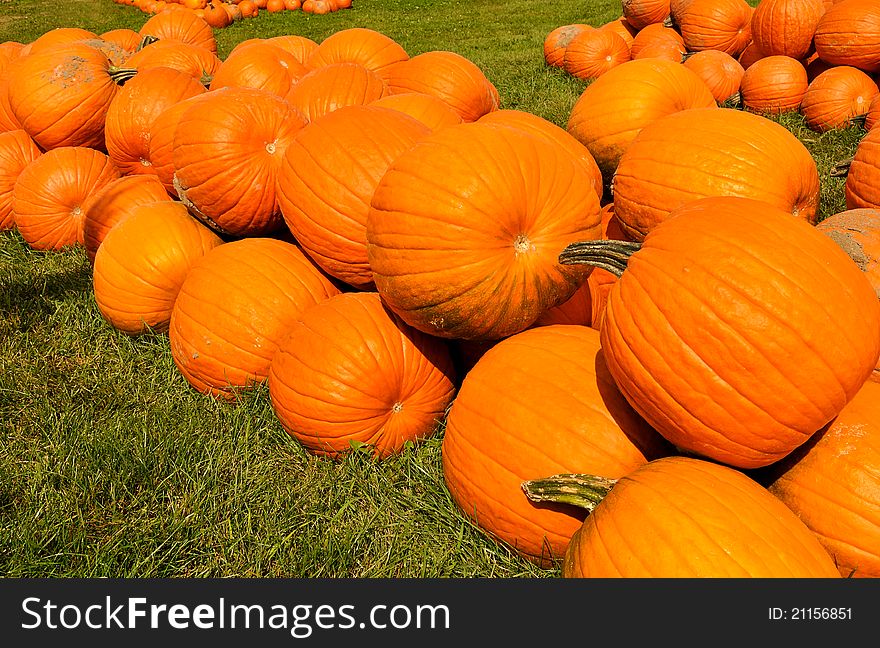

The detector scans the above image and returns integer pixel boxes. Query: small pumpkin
[740,55,809,115]
[544,24,593,68]
[563,29,631,80]
[681,50,745,104]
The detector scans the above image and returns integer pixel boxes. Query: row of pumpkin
[114,0,352,21]
[1,7,879,577]
[546,0,880,133]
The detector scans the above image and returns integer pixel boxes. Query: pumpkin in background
[0,130,41,231]
[816,208,880,298]
[621,0,671,31]
[738,41,765,69]
[846,127,880,210]
[22,27,97,55]
[566,59,717,183]
[169,238,340,399]
[611,107,820,240]
[266,34,319,65]
[628,23,685,61]
[203,1,233,28]
[81,174,172,265]
[544,24,593,68]
[682,50,744,105]
[369,92,464,133]
[598,17,638,52]
[139,8,217,54]
[147,92,214,195]
[7,42,135,151]
[269,292,456,459]
[813,0,880,73]
[677,0,754,57]
[477,109,604,202]
[93,201,224,335]
[800,66,879,132]
[285,62,387,123]
[172,86,308,237]
[104,66,206,177]
[307,27,409,73]
[379,50,500,123]
[765,380,880,577]
[12,147,120,251]
[98,30,142,56]
[125,40,222,84]
[535,456,841,577]
[563,29,631,81]
[739,55,809,115]
[442,325,670,566]
[366,122,602,341]
[208,40,311,97]
[750,0,826,60]
[558,196,880,469]
[277,105,429,290]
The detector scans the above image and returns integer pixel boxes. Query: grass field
[0,0,868,578]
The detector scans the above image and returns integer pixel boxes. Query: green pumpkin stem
[108,67,138,85]
[830,156,853,178]
[138,35,160,51]
[521,473,617,512]
[558,239,641,277]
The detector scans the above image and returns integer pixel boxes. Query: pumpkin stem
[108,66,138,85]
[138,35,159,51]
[721,91,742,110]
[830,156,853,178]
[558,239,641,277]
[850,114,867,128]
[662,15,675,29]
[521,473,617,512]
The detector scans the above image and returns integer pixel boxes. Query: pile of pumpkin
[114,0,352,23]
[1,4,880,579]
[546,0,880,132]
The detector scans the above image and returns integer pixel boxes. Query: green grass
[0,0,869,577]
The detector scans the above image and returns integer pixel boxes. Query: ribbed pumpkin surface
[139,9,217,54]
[543,24,593,68]
[172,86,308,237]
[168,238,340,399]
[598,196,880,469]
[208,41,311,97]
[93,202,223,335]
[800,66,879,132]
[681,49,744,104]
[366,122,602,341]
[750,0,826,60]
[0,129,40,230]
[740,55,808,114]
[125,40,222,83]
[442,325,669,565]
[677,0,754,57]
[269,292,456,459]
[814,0,880,73]
[767,380,880,577]
[265,34,319,65]
[563,456,841,577]
[369,92,463,133]
[622,0,671,30]
[12,146,120,251]
[612,107,820,240]
[285,62,387,122]
[147,93,214,195]
[846,126,880,210]
[277,105,429,290]
[563,29,631,81]
[307,27,409,72]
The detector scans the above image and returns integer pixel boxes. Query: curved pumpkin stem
[830,156,853,178]
[521,473,617,513]
[138,35,160,51]
[721,91,742,110]
[558,239,641,277]
[108,66,138,85]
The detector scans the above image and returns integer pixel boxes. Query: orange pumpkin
[277,105,429,290]
[369,92,464,133]
[208,40,311,97]
[265,34,319,65]
[269,292,456,459]
[442,325,670,566]
[147,93,214,195]
[738,40,765,69]
[543,24,593,68]
[629,23,685,60]
[750,0,826,60]
[621,0,671,30]
[0,76,21,134]
[81,174,172,264]
[285,62,387,123]
[24,27,97,55]
[97,29,143,57]
[566,59,717,183]
[814,0,880,73]
[559,196,880,469]
[677,0,754,57]
[866,93,880,130]
[740,55,809,114]
[0,130,41,231]
[800,65,880,131]
[125,39,222,84]
[548,456,841,577]
[104,67,206,177]
[611,107,820,240]
[139,8,217,54]
[597,17,638,52]
[682,50,745,104]
[563,29,631,80]
[846,127,880,210]
[203,1,233,28]
[366,122,602,341]
[93,201,224,335]
[12,147,120,251]
[379,51,500,123]
[172,86,308,237]
[307,28,409,73]
[816,208,880,299]
[168,238,340,399]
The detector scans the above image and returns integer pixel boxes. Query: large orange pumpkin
[814,0,880,73]
[147,93,214,195]
[169,238,340,399]
[81,174,173,264]
[276,105,429,290]
[172,86,308,237]
[269,292,456,459]
[611,107,820,240]
[306,28,409,73]
[93,201,224,335]
[739,55,809,114]
[366,122,602,341]
[284,62,387,123]
[750,0,826,60]
[369,92,464,133]
[540,456,841,577]
[621,0,671,30]
[766,380,880,577]
[563,29,631,81]
[104,66,206,177]
[442,325,670,566]
[0,130,41,231]
[846,126,880,209]
[265,34,319,65]
[208,40,311,97]
[125,39,222,84]
[566,58,717,182]
[23,27,97,55]
[676,0,754,57]
[139,8,217,54]
[12,147,120,250]
[681,50,745,104]
[559,196,880,469]
[800,65,879,132]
